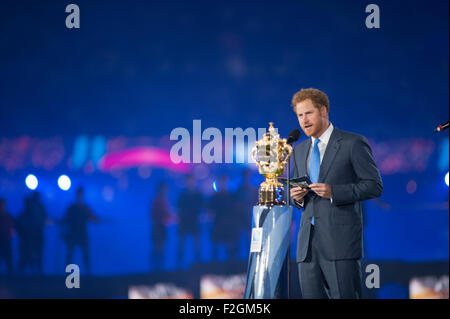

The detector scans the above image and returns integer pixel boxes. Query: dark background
[0,0,448,298]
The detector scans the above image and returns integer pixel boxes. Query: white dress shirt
[294,122,334,207]
[307,123,334,171]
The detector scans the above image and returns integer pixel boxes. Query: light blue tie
[309,139,320,225]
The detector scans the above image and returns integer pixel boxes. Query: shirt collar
[311,122,334,145]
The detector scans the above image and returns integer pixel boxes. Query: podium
[244,205,293,299]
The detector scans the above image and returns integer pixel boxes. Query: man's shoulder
[292,128,368,151]
[333,128,367,143]
[293,138,310,151]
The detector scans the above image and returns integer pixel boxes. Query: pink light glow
[98,147,190,173]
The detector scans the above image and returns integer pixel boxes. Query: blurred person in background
[209,174,240,262]
[234,170,258,246]
[0,198,14,275]
[15,192,48,276]
[177,174,203,267]
[62,187,99,275]
[150,182,172,271]
[15,197,33,274]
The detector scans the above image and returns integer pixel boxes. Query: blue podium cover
[244,205,293,299]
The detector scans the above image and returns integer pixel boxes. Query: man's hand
[309,183,332,199]
[290,186,309,202]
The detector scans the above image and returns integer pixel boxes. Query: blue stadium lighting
[445,172,449,187]
[58,174,71,191]
[213,180,218,192]
[25,174,38,190]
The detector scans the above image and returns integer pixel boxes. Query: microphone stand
[286,155,291,299]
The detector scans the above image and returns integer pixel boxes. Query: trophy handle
[280,143,293,168]
[251,144,261,168]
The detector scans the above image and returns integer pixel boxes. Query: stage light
[58,175,71,191]
[25,174,38,190]
[445,172,449,187]
[213,180,218,192]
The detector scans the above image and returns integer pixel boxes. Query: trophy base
[258,180,285,206]
[257,197,285,207]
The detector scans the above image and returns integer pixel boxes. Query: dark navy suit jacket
[292,127,383,262]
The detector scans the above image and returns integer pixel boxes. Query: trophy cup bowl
[251,122,292,206]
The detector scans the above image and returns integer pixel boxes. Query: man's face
[294,99,328,138]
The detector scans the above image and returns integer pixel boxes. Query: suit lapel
[318,128,342,182]
[299,139,311,176]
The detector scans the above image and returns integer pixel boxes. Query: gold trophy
[251,122,293,206]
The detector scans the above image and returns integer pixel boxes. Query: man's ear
[320,105,328,117]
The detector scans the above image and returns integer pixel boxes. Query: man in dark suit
[290,88,383,299]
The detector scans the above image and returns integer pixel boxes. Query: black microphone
[434,121,449,132]
[287,129,301,145]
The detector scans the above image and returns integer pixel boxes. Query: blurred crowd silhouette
[149,170,257,271]
[0,187,100,276]
[1,192,49,276]
[0,170,258,276]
